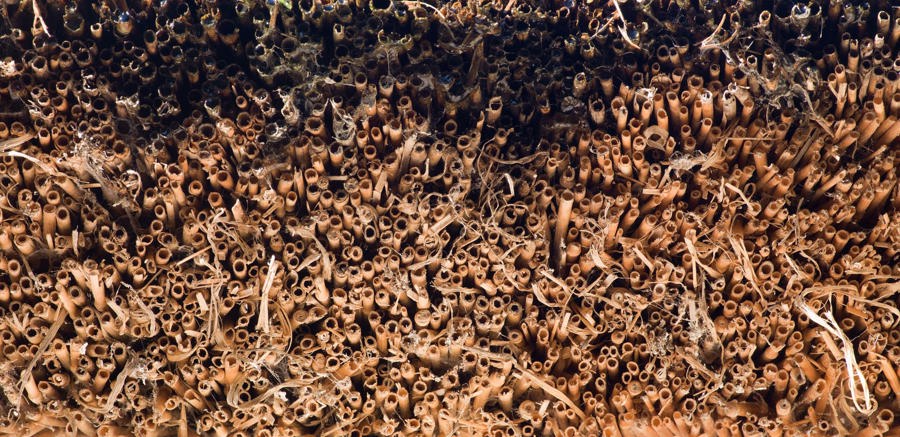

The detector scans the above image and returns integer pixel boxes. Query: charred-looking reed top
[0,0,898,436]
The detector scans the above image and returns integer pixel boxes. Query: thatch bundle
[0,0,897,435]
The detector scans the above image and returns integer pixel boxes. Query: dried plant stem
[18,308,66,410]
[256,256,277,334]
[797,300,874,415]
[31,0,51,36]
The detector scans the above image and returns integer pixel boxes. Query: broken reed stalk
[797,300,875,415]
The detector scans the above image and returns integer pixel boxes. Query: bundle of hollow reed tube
[0,0,898,435]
